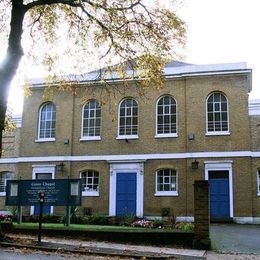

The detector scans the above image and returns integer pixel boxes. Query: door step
[210,217,233,223]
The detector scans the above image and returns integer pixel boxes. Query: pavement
[1,224,260,259]
[0,234,205,259]
[210,223,260,254]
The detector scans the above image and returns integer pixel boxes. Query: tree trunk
[0,0,25,241]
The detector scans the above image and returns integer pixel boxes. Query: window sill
[155,134,178,138]
[116,135,139,140]
[205,132,230,136]
[257,192,260,197]
[82,192,99,197]
[35,138,55,143]
[0,192,6,197]
[80,136,101,141]
[154,192,178,197]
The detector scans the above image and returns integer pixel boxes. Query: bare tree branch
[24,0,80,11]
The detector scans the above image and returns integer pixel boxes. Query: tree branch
[82,0,141,12]
[24,0,80,11]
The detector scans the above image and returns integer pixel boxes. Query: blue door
[209,171,230,219]
[116,172,137,216]
[34,173,52,215]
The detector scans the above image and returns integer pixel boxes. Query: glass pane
[207,103,213,112]
[222,112,227,121]
[158,106,163,114]
[170,105,176,114]
[208,96,213,103]
[214,93,220,102]
[164,96,170,104]
[164,184,170,191]
[215,103,220,111]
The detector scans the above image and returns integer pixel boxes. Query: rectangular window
[81,170,99,196]
[155,169,178,196]
[0,172,15,195]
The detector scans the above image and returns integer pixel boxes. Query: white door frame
[30,165,56,215]
[204,160,233,218]
[108,161,144,217]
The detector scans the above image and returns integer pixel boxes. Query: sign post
[38,191,45,243]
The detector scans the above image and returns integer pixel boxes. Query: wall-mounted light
[188,133,195,140]
[64,139,69,144]
[191,160,199,169]
[125,138,129,143]
[57,162,65,172]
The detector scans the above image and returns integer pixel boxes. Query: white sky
[7,0,260,115]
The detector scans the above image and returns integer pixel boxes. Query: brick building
[1,61,260,223]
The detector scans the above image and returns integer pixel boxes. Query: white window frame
[206,92,230,136]
[30,165,55,215]
[117,98,139,139]
[257,170,260,196]
[155,95,178,138]
[0,171,15,196]
[155,169,178,196]
[80,100,101,141]
[80,170,99,197]
[36,102,56,142]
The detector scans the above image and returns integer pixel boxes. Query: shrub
[153,219,164,228]
[175,222,194,231]
[87,214,109,225]
[131,218,153,228]
[0,214,13,222]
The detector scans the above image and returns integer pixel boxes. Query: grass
[13,222,182,233]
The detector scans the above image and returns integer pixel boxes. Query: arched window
[206,92,229,134]
[0,171,15,195]
[155,169,178,196]
[118,98,138,138]
[81,100,101,140]
[38,102,56,140]
[156,95,177,137]
[80,170,99,196]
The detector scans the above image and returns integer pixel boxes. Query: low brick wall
[9,228,194,247]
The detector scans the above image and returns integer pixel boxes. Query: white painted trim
[116,135,139,140]
[154,192,178,196]
[233,217,260,224]
[0,192,6,197]
[35,138,55,143]
[80,136,101,141]
[205,160,233,218]
[2,151,259,164]
[176,216,194,223]
[109,162,144,217]
[30,165,56,215]
[155,134,178,138]
[205,132,230,136]
[82,192,99,197]
[257,170,260,196]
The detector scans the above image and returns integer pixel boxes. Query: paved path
[3,234,206,259]
[210,223,260,254]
